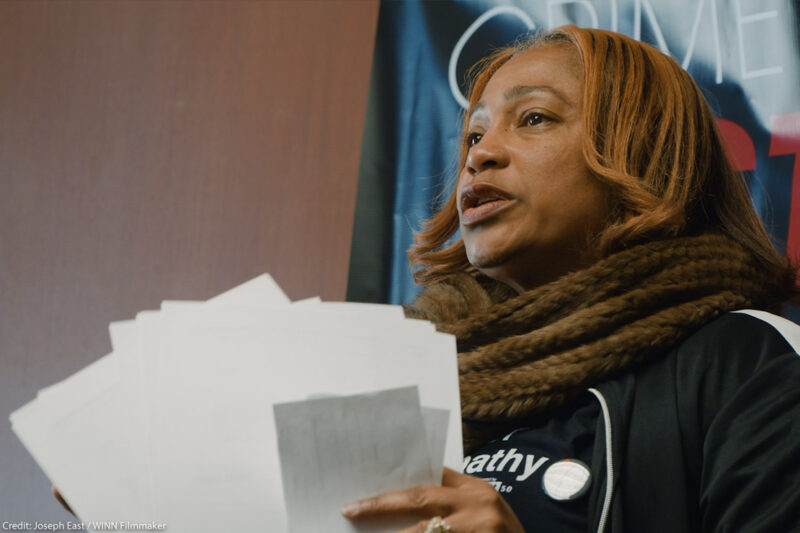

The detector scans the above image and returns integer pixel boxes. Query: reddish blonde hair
[409,25,792,286]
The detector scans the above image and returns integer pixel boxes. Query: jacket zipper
[588,387,614,533]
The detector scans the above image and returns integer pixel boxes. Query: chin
[464,230,524,265]
[464,241,537,293]
[466,246,517,278]
[465,245,506,270]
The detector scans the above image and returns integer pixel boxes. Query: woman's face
[457,44,611,292]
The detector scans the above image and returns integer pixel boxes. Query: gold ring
[424,516,452,533]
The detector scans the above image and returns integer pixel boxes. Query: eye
[465,132,483,147]
[521,111,546,127]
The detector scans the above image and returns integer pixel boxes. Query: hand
[52,486,76,517]
[341,467,526,533]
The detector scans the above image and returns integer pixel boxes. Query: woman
[343,25,800,532]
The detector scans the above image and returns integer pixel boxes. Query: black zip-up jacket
[586,311,800,532]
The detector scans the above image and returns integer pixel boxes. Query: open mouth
[472,196,504,207]
[459,183,513,225]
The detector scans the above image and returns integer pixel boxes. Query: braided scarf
[405,233,793,450]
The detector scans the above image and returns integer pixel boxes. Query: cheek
[560,178,612,239]
[517,164,609,241]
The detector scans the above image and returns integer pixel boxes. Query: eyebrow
[469,85,571,120]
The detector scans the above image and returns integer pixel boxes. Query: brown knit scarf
[404,233,793,451]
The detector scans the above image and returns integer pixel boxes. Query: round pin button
[541,459,592,501]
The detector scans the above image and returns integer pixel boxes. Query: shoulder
[675,310,800,376]
[679,313,800,531]
[667,311,800,432]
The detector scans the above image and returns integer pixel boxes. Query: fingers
[341,485,456,520]
[343,469,487,520]
[442,467,473,487]
[395,518,435,533]
[52,486,75,517]
[396,514,461,533]
[342,471,525,533]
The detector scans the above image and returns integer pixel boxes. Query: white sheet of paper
[421,406,450,478]
[274,386,435,532]
[10,274,292,528]
[10,273,460,533]
[140,312,459,531]
[208,273,289,306]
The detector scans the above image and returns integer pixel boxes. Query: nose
[465,127,510,175]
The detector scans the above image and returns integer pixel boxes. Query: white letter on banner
[546,0,599,29]
[449,6,535,110]
[681,0,723,84]
[734,0,783,79]
[633,0,670,55]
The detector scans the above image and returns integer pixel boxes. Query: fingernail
[341,502,360,517]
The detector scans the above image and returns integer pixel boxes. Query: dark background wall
[0,0,379,521]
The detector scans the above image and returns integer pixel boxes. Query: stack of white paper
[10,274,462,533]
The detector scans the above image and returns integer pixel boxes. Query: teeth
[475,197,499,207]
